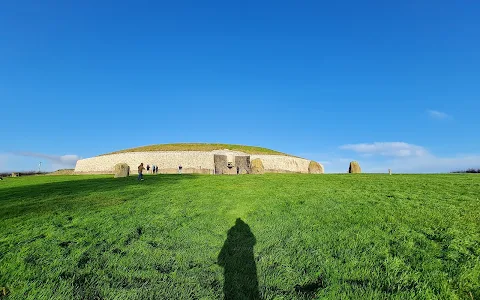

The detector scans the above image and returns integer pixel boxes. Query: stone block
[214,155,228,175]
[308,161,324,174]
[349,161,361,173]
[235,156,251,174]
[114,163,130,178]
[250,158,265,174]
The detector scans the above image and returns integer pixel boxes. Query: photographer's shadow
[218,218,260,300]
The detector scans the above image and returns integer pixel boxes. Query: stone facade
[74,150,322,175]
[214,155,228,175]
[235,156,251,174]
[75,151,214,174]
[250,155,312,174]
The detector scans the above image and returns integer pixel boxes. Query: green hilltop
[102,143,295,156]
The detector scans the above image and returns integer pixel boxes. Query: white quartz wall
[74,151,316,174]
[250,155,311,173]
[74,151,215,174]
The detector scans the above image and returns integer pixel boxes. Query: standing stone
[235,156,251,174]
[114,163,130,178]
[214,155,228,175]
[11,173,18,177]
[308,161,324,174]
[388,169,392,175]
[250,158,265,174]
[349,161,361,173]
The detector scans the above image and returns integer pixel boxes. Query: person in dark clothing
[138,163,145,181]
[146,164,150,173]
[155,166,159,174]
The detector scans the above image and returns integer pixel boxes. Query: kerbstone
[114,163,130,178]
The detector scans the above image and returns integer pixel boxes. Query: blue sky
[1,0,479,173]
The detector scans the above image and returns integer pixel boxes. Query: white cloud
[0,154,8,171]
[316,153,480,174]
[370,154,480,173]
[0,152,81,172]
[427,110,451,120]
[15,152,80,165]
[305,142,480,173]
[339,142,428,157]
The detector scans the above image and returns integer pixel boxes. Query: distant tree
[0,170,48,177]
[451,168,480,173]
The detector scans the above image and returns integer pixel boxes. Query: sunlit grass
[0,174,479,299]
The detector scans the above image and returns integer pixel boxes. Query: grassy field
[103,143,294,156]
[0,174,479,299]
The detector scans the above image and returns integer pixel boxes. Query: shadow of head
[218,218,259,299]
[224,218,256,247]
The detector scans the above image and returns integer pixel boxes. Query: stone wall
[250,155,312,174]
[74,150,317,175]
[74,151,215,174]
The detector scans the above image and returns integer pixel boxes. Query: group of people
[137,163,159,181]
[146,164,159,174]
[137,163,185,180]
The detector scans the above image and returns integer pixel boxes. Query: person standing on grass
[138,163,145,181]
[155,166,159,174]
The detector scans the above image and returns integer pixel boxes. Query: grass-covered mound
[47,169,74,175]
[102,143,293,156]
[1,174,479,299]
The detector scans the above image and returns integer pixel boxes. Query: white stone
[74,150,313,174]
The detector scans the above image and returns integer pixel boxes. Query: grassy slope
[102,143,293,156]
[0,174,479,299]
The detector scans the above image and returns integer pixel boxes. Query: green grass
[102,143,294,156]
[0,174,479,299]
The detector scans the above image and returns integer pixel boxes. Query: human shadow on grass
[0,175,197,219]
[218,218,260,300]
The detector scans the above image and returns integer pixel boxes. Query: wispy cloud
[15,152,80,166]
[274,145,480,173]
[334,141,480,173]
[339,142,428,157]
[0,154,8,172]
[427,110,451,120]
[368,154,480,174]
[0,152,81,172]
[418,154,480,172]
